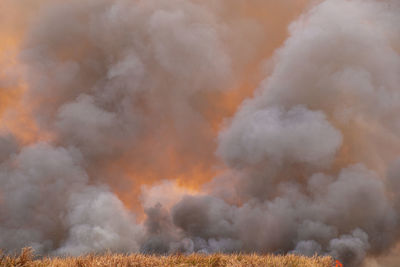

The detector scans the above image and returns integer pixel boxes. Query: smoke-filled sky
[1,0,400,266]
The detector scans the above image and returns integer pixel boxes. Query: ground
[0,248,334,267]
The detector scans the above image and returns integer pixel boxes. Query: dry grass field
[0,248,334,267]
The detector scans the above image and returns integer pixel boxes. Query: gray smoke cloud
[142,1,400,266]
[0,143,143,255]
[1,0,400,266]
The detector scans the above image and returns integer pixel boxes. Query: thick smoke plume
[1,0,400,266]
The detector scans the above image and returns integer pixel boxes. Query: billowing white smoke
[1,0,400,266]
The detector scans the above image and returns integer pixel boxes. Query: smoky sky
[1,0,400,266]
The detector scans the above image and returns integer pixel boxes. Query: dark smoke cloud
[1,0,400,266]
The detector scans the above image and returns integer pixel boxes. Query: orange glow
[0,0,312,217]
[0,42,44,145]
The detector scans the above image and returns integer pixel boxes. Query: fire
[4,1,399,265]
[0,43,47,145]
[0,0,311,222]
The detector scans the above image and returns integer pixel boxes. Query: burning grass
[0,248,334,267]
